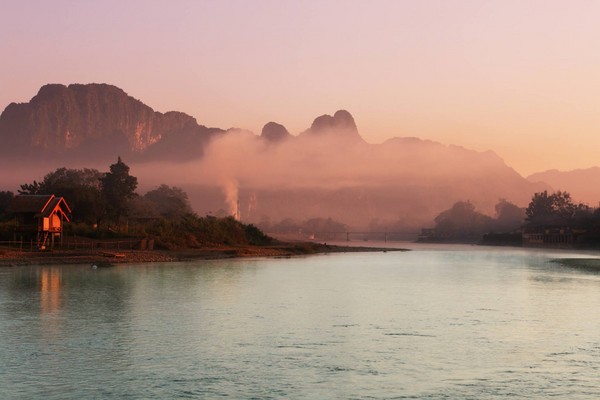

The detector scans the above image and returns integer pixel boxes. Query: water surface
[1,246,600,398]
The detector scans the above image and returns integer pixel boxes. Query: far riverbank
[0,242,408,267]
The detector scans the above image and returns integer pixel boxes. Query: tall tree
[100,157,138,223]
[19,168,104,224]
[143,184,193,219]
[525,190,576,225]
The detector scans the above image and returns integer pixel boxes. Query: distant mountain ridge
[0,83,551,230]
[528,167,600,205]
[0,83,223,161]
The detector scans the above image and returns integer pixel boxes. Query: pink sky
[1,0,599,176]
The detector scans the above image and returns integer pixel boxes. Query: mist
[0,109,550,234]
[130,112,548,232]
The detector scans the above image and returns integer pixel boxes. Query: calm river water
[1,244,600,399]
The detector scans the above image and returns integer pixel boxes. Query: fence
[0,238,154,253]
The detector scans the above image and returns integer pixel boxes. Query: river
[1,244,600,399]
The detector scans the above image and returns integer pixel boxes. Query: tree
[143,185,193,219]
[0,191,14,221]
[433,201,494,240]
[525,190,579,225]
[494,199,526,232]
[100,157,138,223]
[19,168,104,224]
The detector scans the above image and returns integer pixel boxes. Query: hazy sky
[1,0,599,175]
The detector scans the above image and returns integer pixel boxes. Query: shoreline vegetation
[0,159,408,267]
[551,258,600,271]
[0,242,408,267]
[4,160,600,268]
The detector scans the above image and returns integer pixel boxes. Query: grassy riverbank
[0,242,407,267]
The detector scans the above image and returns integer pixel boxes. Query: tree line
[425,190,600,243]
[0,158,272,248]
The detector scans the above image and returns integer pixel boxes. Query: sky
[1,0,599,176]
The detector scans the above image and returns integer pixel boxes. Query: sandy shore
[0,242,407,267]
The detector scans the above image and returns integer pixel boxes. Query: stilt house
[7,194,71,249]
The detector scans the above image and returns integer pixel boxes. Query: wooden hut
[7,194,71,249]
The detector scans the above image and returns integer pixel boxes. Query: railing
[0,241,27,251]
[0,238,154,252]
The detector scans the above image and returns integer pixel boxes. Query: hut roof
[6,195,54,213]
[7,194,72,220]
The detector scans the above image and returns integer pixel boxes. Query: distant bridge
[271,231,418,242]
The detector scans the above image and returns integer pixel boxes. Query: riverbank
[551,257,600,271]
[0,242,407,266]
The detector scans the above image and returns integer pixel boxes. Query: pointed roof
[40,196,71,220]
[7,194,71,221]
[6,195,54,213]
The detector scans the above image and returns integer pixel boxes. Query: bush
[0,221,16,241]
[138,215,274,250]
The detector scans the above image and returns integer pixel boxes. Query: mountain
[0,83,551,232]
[0,83,222,161]
[261,122,291,143]
[527,167,600,205]
[300,109,364,143]
[182,113,550,231]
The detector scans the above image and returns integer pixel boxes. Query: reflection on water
[1,247,600,398]
[40,268,61,314]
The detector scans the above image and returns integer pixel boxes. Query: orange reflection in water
[40,267,62,314]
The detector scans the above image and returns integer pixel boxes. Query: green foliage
[11,160,274,249]
[0,220,16,240]
[19,168,104,224]
[424,199,526,243]
[494,199,526,232]
[141,215,273,250]
[63,223,132,239]
[100,157,138,222]
[525,190,586,225]
[0,191,14,221]
[244,223,273,245]
[432,201,494,241]
[20,167,102,194]
[143,184,193,219]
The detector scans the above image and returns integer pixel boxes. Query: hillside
[528,167,600,205]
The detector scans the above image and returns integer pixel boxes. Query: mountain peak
[261,122,290,142]
[0,83,212,161]
[305,109,363,142]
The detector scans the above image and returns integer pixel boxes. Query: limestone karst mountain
[301,109,364,143]
[261,122,291,143]
[0,83,551,231]
[0,83,221,161]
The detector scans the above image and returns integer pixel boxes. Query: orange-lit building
[7,194,71,249]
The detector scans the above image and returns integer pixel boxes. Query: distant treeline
[421,190,600,245]
[0,158,272,249]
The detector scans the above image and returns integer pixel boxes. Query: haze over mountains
[527,168,600,207]
[0,83,556,232]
